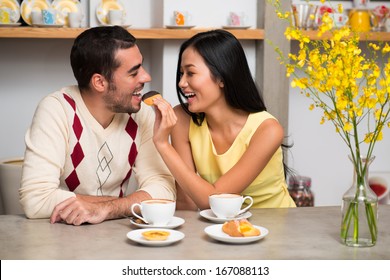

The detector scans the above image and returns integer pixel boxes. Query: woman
[152,29,295,210]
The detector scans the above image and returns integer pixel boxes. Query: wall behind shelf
[0,38,151,158]
[0,37,256,155]
[88,0,257,28]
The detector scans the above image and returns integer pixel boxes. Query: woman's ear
[90,73,106,92]
[219,81,224,88]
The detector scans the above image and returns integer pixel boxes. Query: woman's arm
[152,98,284,209]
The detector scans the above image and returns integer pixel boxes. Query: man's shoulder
[40,86,80,104]
[36,86,81,118]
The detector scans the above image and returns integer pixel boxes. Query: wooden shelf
[301,30,390,41]
[0,27,264,40]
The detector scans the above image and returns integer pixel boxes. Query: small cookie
[142,230,170,241]
[142,91,162,106]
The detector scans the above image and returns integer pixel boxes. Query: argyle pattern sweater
[20,86,175,218]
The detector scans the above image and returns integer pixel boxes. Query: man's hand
[50,191,152,225]
[50,197,108,226]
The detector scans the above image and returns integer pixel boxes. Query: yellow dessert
[142,230,170,241]
[222,219,260,237]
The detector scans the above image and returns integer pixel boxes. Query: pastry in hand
[142,91,162,106]
[142,230,170,241]
[222,219,260,237]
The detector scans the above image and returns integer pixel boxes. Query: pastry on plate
[142,230,170,241]
[222,219,260,237]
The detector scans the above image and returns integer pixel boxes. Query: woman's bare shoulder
[173,104,191,124]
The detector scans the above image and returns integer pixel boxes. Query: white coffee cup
[173,10,191,26]
[228,12,247,26]
[330,13,348,28]
[31,10,42,25]
[209,193,253,219]
[42,9,57,25]
[0,7,12,24]
[131,199,175,226]
[108,9,123,25]
[68,12,81,28]
[369,176,389,205]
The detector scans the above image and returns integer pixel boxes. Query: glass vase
[340,156,378,247]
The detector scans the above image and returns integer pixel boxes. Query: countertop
[1,206,390,260]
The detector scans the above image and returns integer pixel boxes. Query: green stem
[341,159,378,246]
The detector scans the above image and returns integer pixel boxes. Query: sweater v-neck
[72,89,121,136]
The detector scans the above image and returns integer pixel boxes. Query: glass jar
[288,176,314,207]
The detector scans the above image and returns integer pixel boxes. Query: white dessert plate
[222,25,251,29]
[199,209,252,223]
[127,229,185,246]
[165,25,195,29]
[204,224,268,244]
[0,0,20,23]
[96,0,125,26]
[21,0,50,25]
[33,23,64,28]
[0,22,21,27]
[130,216,185,229]
[51,0,83,26]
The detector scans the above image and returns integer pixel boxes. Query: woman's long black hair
[175,29,294,179]
[176,29,266,125]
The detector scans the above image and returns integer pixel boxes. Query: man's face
[103,45,151,114]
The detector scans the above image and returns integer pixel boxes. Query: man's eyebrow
[128,64,142,73]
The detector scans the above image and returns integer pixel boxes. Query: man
[19,26,175,226]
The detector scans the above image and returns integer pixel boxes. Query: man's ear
[91,73,106,92]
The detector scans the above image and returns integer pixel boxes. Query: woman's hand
[152,97,178,149]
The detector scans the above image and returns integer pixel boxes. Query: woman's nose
[178,76,187,89]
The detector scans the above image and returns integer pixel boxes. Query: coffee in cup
[131,199,175,226]
[209,193,253,219]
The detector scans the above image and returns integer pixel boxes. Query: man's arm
[50,190,152,225]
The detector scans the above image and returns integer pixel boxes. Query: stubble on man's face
[103,81,141,114]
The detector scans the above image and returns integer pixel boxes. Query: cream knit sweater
[20,86,175,218]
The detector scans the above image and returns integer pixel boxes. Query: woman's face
[178,47,224,113]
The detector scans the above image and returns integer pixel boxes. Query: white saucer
[33,24,64,28]
[127,229,185,246]
[130,216,185,229]
[222,25,251,29]
[199,209,252,223]
[204,224,268,244]
[165,25,195,29]
[101,24,131,28]
[0,22,21,27]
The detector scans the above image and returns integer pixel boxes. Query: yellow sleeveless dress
[189,111,296,208]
